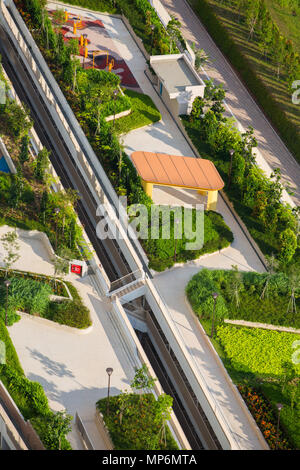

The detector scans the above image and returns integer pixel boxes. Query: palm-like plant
[190,42,210,72]
[260,254,279,300]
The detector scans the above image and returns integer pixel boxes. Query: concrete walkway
[161,0,300,205]
[1,227,137,449]
[0,225,54,276]
[8,272,137,449]
[152,269,267,450]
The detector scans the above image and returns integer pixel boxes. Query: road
[161,0,300,204]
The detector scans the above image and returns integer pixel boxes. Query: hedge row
[187,0,300,163]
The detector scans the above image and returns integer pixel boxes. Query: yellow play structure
[73,16,83,34]
[108,59,114,72]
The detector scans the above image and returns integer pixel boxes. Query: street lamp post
[54,207,60,252]
[174,218,180,263]
[210,292,219,339]
[106,367,113,415]
[4,280,11,326]
[276,403,283,450]
[227,149,235,190]
[113,89,119,129]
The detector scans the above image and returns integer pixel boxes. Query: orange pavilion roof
[131,151,224,191]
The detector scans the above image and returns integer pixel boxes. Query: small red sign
[71,264,82,275]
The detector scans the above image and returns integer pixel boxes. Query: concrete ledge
[16,311,94,335]
[224,318,300,335]
[94,409,114,450]
[105,108,131,122]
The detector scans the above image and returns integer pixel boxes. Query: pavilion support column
[207,190,218,211]
[142,180,153,198]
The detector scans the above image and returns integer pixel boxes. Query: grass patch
[111,89,161,135]
[187,270,300,449]
[216,324,300,449]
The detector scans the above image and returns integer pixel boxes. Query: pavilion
[131,151,224,211]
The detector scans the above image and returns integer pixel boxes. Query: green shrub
[186,269,300,328]
[0,277,52,319]
[44,282,92,329]
[96,393,179,450]
[215,324,300,449]
[144,209,233,271]
[45,298,91,329]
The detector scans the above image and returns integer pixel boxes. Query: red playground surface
[49,10,139,89]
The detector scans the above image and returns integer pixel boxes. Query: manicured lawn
[111,89,161,135]
[96,393,179,450]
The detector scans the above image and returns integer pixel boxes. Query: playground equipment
[64,10,69,22]
[73,16,83,35]
[92,50,109,69]
[108,59,114,72]
[80,33,88,47]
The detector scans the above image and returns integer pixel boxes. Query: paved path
[2,226,137,449]
[161,0,300,204]
[152,269,266,450]
[8,272,137,449]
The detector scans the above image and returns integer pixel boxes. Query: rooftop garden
[10,0,234,271]
[59,0,185,55]
[186,269,300,449]
[96,364,179,450]
[181,80,300,272]
[0,320,73,449]
[187,0,300,164]
[0,65,86,262]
